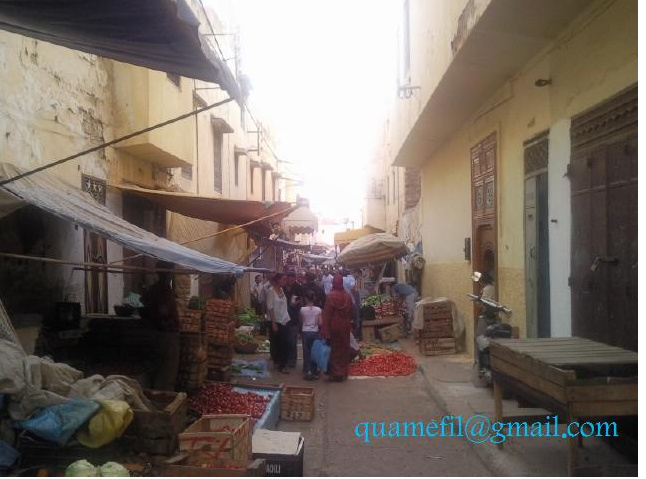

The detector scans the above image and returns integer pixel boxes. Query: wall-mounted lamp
[534,78,552,87]
[464,237,471,261]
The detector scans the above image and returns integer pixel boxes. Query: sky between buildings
[231,0,401,226]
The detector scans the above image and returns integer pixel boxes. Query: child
[300,291,322,380]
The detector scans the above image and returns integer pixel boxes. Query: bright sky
[231,0,400,224]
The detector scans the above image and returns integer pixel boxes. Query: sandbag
[76,400,133,448]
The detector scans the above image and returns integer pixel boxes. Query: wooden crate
[421,303,453,320]
[179,415,252,467]
[280,386,315,422]
[163,455,265,477]
[379,323,403,343]
[421,317,453,338]
[121,389,188,454]
[419,337,456,356]
[361,325,376,343]
[177,360,208,390]
[207,366,232,383]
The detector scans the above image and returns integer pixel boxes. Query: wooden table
[490,337,637,475]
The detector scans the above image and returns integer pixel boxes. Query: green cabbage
[99,462,130,477]
[65,460,99,477]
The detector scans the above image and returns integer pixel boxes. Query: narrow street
[244,345,492,477]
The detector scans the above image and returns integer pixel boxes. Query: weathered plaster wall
[0,31,127,313]
[416,0,637,352]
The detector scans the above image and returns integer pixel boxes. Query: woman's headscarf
[332,274,344,291]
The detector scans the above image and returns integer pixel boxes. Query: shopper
[321,274,354,381]
[392,282,417,335]
[300,291,322,380]
[266,273,291,374]
[140,261,180,391]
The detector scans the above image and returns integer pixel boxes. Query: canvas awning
[116,184,296,237]
[0,163,247,276]
[281,206,318,235]
[0,0,240,100]
[334,225,384,246]
[336,233,409,267]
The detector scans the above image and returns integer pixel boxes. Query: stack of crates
[177,332,208,391]
[204,299,235,379]
[418,302,456,356]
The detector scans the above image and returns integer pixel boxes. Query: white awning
[0,163,246,276]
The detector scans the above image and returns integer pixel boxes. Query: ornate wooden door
[471,133,497,294]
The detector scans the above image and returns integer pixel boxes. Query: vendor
[392,282,417,335]
[140,261,180,391]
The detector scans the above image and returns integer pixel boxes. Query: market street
[249,344,491,477]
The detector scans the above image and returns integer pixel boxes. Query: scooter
[467,284,512,385]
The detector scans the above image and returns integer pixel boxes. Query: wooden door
[82,174,108,313]
[471,133,497,297]
[570,85,637,351]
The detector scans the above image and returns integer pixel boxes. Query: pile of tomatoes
[188,382,271,419]
[349,351,417,377]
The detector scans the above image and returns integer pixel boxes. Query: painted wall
[387,0,637,353]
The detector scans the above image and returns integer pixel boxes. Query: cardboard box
[252,430,304,477]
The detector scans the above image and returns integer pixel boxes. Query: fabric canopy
[0,0,240,100]
[334,224,384,245]
[0,163,246,276]
[116,184,296,237]
[281,206,318,235]
[337,233,409,267]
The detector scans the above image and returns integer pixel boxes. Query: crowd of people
[251,267,363,381]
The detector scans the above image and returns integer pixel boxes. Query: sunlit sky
[230,0,400,225]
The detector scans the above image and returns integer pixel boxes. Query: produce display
[188,382,271,419]
[349,351,417,377]
[237,309,260,326]
[188,296,207,310]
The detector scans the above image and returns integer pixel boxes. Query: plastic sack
[311,339,331,373]
[65,459,99,477]
[76,400,133,448]
[15,399,100,446]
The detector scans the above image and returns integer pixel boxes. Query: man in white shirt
[322,269,334,295]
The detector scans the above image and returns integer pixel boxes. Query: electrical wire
[0,97,235,188]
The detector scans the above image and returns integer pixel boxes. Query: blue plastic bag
[311,339,331,373]
[15,399,100,446]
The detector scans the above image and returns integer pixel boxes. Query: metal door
[82,175,107,313]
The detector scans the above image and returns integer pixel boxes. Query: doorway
[570,85,637,351]
[524,132,551,338]
[471,133,497,300]
[82,175,108,314]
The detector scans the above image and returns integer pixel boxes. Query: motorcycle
[467,272,512,386]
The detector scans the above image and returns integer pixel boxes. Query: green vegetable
[99,462,130,477]
[66,460,99,477]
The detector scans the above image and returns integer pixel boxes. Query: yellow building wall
[418,0,637,353]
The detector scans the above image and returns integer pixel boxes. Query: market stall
[337,233,411,343]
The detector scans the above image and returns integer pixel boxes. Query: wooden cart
[490,337,637,475]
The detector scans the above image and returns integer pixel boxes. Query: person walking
[321,274,354,381]
[266,273,291,374]
[322,269,333,295]
[300,291,322,380]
